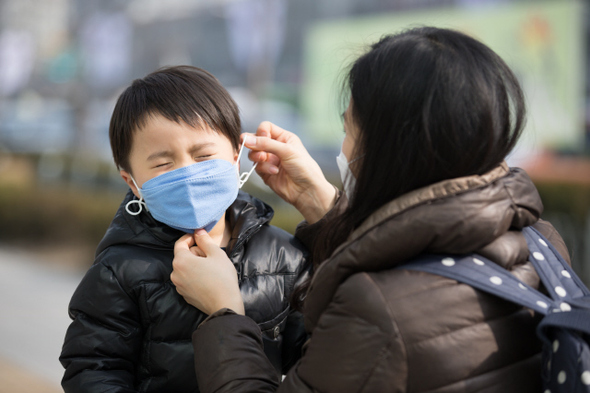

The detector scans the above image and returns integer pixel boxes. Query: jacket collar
[303,163,543,329]
[96,190,274,256]
[225,192,274,254]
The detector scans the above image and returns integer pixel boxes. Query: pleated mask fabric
[127,159,239,233]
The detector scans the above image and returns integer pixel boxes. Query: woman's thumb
[193,229,218,255]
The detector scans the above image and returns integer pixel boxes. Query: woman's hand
[243,121,337,224]
[171,230,245,316]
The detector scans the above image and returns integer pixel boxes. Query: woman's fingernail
[195,229,207,236]
[269,166,279,174]
[245,136,256,146]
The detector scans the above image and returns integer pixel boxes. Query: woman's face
[342,103,360,175]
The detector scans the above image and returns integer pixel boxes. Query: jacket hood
[304,163,543,328]
[95,190,274,256]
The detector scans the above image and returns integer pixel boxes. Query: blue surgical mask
[125,139,257,233]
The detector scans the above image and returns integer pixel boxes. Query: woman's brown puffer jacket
[192,163,570,393]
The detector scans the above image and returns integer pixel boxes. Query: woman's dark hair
[292,27,526,310]
[109,65,241,173]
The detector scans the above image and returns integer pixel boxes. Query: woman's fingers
[248,150,280,167]
[174,233,195,254]
[247,150,267,163]
[243,123,302,161]
[255,160,280,176]
[193,229,223,257]
[243,121,334,223]
[189,245,206,257]
[243,134,293,160]
[256,121,297,144]
[171,230,245,316]
[255,121,273,137]
[242,122,303,167]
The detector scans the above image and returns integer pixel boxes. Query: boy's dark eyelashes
[152,155,213,169]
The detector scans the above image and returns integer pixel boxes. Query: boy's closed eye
[194,154,213,161]
[151,154,214,169]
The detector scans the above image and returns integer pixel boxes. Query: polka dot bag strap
[523,226,590,393]
[522,226,590,300]
[400,226,590,392]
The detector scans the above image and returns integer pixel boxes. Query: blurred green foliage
[0,182,122,246]
[535,181,590,223]
[0,179,304,268]
[1,176,587,273]
[534,180,590,284]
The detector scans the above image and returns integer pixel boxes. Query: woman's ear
[120,170,141,199]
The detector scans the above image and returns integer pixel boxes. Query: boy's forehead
[137,111,206,132]
[132,113,236,150]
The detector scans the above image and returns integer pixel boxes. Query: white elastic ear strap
[125,176,147,215]
[237,138,257,189]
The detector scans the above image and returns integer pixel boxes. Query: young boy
[60,66,309,393]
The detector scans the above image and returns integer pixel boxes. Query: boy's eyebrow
[187,142,215,156]
[147,150,173,161]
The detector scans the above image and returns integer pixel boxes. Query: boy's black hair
[109,66,241,172]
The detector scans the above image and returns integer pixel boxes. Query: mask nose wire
[125,175,148,215]
[237,137,258,189]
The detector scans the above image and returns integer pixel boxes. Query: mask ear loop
[125,176,148,216]
[236,137,258,189]
[349,154,365,165]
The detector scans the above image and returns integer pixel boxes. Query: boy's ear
[120,170,141,199]
[234,149,240,171]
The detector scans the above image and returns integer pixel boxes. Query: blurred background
[0,0,588,391]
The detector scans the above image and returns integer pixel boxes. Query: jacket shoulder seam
[68,309,140,337]
[97,248,174,293]
[93,252,137,301]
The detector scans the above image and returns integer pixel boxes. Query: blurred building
[0,0,588,272]
[0,0,588,162]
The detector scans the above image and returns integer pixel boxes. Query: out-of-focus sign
[302,1,585,160]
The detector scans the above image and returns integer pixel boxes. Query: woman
[171,27,570,392]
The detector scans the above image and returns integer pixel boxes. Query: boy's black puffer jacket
[60,190,309,393]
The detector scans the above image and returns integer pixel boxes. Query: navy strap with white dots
[402,226,590,317]
[401,226,590,391]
